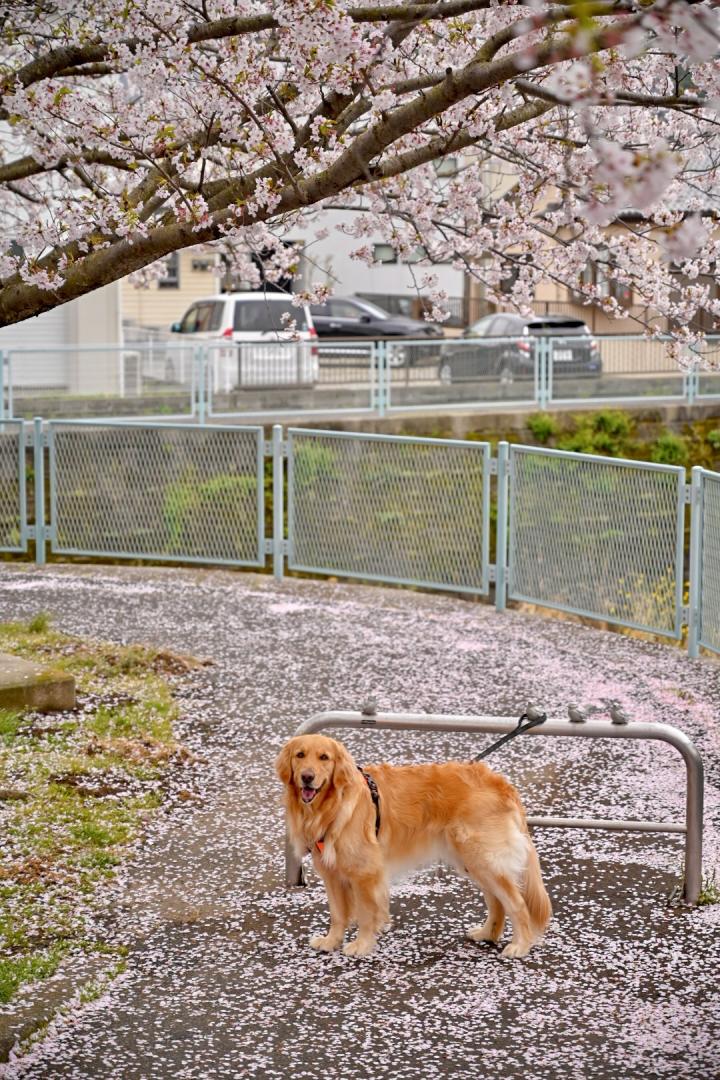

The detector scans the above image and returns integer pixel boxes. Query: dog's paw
[309,934,342,952]
[343,937,375,958]
[500,941,530,959]
[466,924,500,942]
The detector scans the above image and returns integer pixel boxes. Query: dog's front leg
[310,870,351,952]
[344,873,388,957]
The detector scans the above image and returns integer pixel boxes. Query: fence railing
[689,466,720,658]
[506,446,685,639]
[0,419,27,553]
[286,429,491,595]
[10,420,720,659]
[3,335,719,422]
[37,420,266,568]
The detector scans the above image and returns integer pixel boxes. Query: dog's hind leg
[344,873,389,957]
[453,834,534,959]
[487,874,534,958]
[310,872,351,952]
[466,889,505,944]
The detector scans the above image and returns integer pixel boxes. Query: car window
[208,302,224,332]
[490,316,515,336]
[348,298,390,319]
[180,305,201,333]
[329,300,364,319]
[467,315,495,336]
[193,303,217,332]
[233,299,309,332]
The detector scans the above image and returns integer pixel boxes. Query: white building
[0,282,122,394]
[304,208,465,319]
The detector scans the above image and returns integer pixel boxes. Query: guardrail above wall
[2,335,719,423]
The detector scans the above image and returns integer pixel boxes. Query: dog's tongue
[301,787,316,803]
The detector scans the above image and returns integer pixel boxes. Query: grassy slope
[0,614,198,1005]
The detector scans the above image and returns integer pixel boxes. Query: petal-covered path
[0,564,719,1079]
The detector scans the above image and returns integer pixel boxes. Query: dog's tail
[523,838,552,936]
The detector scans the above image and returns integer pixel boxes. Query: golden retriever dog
[276,733,552,959]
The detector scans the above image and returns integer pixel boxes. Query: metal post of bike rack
[284,711,704,905]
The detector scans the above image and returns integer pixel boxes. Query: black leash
[473,706,547,761]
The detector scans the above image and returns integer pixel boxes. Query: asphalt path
[0,563,718,1079]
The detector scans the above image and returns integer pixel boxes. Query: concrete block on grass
[0,652,76,712]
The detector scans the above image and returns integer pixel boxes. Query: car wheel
[438,360,453,385]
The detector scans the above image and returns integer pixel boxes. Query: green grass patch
[0,615,199,1008]
[27,612,51,635]
[0,943,70,1005]
[0,708,24,743]
[698,870,720,907]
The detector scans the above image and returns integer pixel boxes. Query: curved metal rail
[285,711,704,905]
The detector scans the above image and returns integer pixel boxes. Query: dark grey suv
[310,295,443,366]
[438,313,602,384]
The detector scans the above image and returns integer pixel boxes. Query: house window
[373,244,397,264]
[579,252,632,304]
[158,252,180,288]
[405,245,428,265]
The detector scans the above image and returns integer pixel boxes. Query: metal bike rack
[285,710,704,905]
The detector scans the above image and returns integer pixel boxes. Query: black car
[309,296,443,366]
[438,313,602,384]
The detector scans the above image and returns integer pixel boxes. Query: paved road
[0,564,718,1079]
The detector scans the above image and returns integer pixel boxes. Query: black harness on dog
[357,765,381,837]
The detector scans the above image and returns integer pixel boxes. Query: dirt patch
[84,735,199,766]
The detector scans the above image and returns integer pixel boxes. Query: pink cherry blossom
[0,0,717,352]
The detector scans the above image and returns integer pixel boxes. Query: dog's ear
[332,740,358,793]
[275,740,295,786]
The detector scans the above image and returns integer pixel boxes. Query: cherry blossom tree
[0,0,718,351]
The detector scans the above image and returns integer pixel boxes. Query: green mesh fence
[49,422,265,566]
[508,446,684,637]
[0,420,26,552]
[287,429,490,594]
[699,470,720,654]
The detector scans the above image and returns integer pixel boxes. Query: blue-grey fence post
[535,337,549,409]
[0,351,5,421]
[196,346,207,424]
[33,417,46,566]
[687,465,703,658]
[684,360,696,406]
[495,440,509,611]
[273,424,285,580]
[376,340,387,418]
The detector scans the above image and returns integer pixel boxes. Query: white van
[171,292,319,389]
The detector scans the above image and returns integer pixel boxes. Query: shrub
[556,409,634,458]
[651,431,688,467]
[706,428,720,451]
[27,612,50,634]
[591,409,633,439]
[526,413,559,445]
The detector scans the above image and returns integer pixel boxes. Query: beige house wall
[121,249,220,331]
[66,281,123,393]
